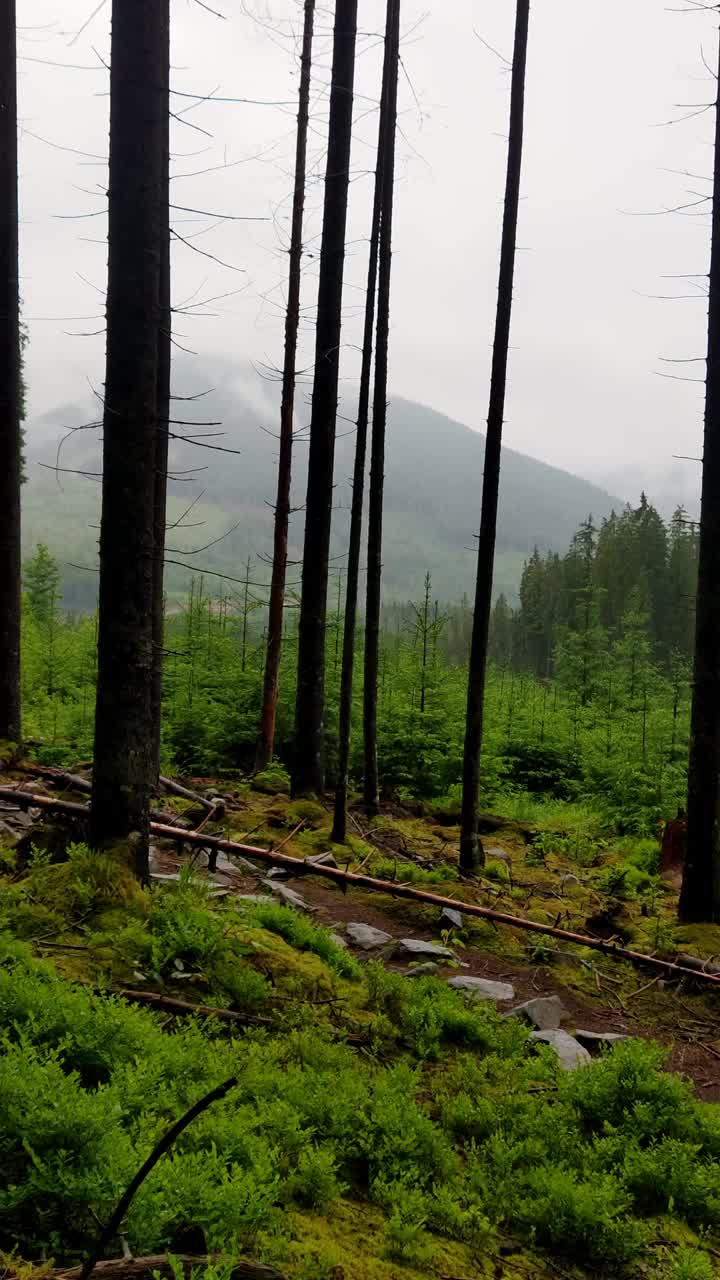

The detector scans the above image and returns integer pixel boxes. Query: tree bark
[331,0,394,843]
[363,0,401,817]
[256,0,315,775]
[91,0,167,876]
[151,0,171,783]
[680,27,720,923]
[460,0,530,873]
[0,0,21,744]
[292,0,358,796]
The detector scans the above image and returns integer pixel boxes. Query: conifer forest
[6,3,720,1278]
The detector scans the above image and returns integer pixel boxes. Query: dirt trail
[151,840,720,1100]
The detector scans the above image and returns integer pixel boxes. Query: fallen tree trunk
[117,988,274,1026]
[159,775,215,812]
[2,785,720,988]
[55,1260,285,1280]
[17,765,193,829]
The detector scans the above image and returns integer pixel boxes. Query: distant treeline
[384,496,698,679]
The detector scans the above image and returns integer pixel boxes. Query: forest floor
[3,763,720,1279]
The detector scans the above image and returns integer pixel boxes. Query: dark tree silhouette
[151,0,171,781]
[363,0,401,817]
[91,0,168,875]
[0,0,22,744]
[331,0,395,843]
[460,0,531,872]
[681,27,720,924]
[256,0,315,774]
[293,0,358,795]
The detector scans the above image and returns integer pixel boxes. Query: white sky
[16,0,718,486]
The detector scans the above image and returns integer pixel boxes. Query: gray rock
[236,893,275,905]
[447,976,515,1002]
[530,1030,591,1071]
[574,1029,628,1051]
[484,846,511,863]
[399,938,455,960]
[560,873,581,889]
[265,866,291,881]
[405,962,441,978]
[329,933,348,949]
[0,821,19,845]
[506,995,570,1030]
[262,880,313,912]
[346,922,394,950]
[440,907,463,929]
[307,851,339,869]
[230,854,263,875]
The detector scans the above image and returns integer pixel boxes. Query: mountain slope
[23,359,621,610]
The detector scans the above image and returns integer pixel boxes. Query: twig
[79,1079,238,1280]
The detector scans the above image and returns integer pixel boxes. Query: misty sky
[16,0,718,494]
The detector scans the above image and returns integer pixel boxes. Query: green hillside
[23,359,620,610]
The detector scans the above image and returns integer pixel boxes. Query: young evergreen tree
[23,544,60,626]
[257,0,315,774]
[332,0,395,843]
[0,0,22,744]
[363,0,401,816]
[91,0,168,875]
[460,0,531,871]
[680,27,720,923]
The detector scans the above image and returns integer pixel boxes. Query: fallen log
[2,784,720,989]
[18,764,192,829]
[117,988,273,1027]
[55,1259,285,1280]
[159,775,215,813]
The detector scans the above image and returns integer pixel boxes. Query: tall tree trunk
[680,27,720,923]
[363,0,401,817]
[91,0,167,876]
[151,0,171,782]
[292,0,358,796]
[0,0,21,744]
[331,0,395,843]
[256,0,315,775]
[460,0,530,873]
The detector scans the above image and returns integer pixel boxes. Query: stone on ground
[405,962,441,978]
[574,1029,628,1050]
[484,846,511,863]
[346,922,394,950]
[506,995,570,1030]
[530,1029,591,1071]
[447,976,515,1002]
[399,938,455,960]
[439,906,463,929]
[262,880,313,912]
[307,851,339,869]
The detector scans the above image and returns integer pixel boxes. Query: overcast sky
[16,0,719,492]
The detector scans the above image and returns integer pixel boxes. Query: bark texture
[363,0,401,816]
[256,0,315,773]
[331,0,395,842]
[0,0,21,743]
[293,0,359,795]
[91,0,167,874]
[460,0,530,872]
[681,28,720,923]
[151,0,171,781]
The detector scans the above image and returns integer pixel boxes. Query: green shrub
[668,1249,716,1280]
[286,1145,345,1209]
[242,902,361,980]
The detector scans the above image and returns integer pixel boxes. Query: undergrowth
[0,849,719,1278]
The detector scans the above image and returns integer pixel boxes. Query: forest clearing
[4,0,720,1277]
